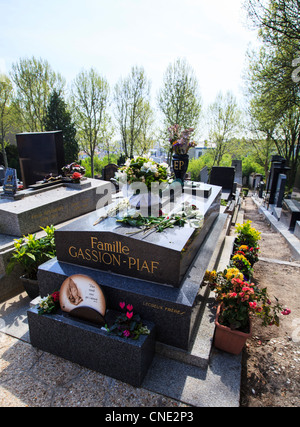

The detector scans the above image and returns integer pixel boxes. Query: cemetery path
[239,196,300,407]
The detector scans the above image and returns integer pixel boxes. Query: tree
[244,0,300,47]
[0,75,14,168]
[71,68,109,178]
[207,92,241,166]
[44,90,78,164]
[10,56,65,132]
[157,58,202,142]
[245,45,300,188]
[113,66,152,158]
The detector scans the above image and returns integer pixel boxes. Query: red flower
[72,172,82,180]
[126,311,133,319]
[51,291,60,302]
[281,308,291,316]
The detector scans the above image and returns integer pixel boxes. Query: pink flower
[126,311,133,319]
[281,308,291,316]
[249,302,257,309]
[126,304,133,312]
[123,330,130,337]
[119,302,125,309]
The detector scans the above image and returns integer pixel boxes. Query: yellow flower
[225,268,243,281]
[239,245,249,251]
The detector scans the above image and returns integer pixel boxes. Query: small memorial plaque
[59,274,106,325]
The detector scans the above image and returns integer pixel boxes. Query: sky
[0,0,260,112]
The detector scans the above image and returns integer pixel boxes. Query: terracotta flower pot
[214,305,252,355]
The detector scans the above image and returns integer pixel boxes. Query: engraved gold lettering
[69,246,77,258]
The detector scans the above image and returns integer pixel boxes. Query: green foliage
[44,90,78,164]
[6,225,56,280]
[235,220,261,249]
[81,154,119,177]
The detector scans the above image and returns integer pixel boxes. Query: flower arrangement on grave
[104,301,150,340]
[168,124,196,155]
[117,201,204,233]
[114,156,170,190]
[62,162,86,183]
[37,291,60,315]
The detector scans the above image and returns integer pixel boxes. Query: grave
[267,156,290,204]
[16,131,65,189]
[0,179,111,237]
[274,174,286,208]
[231,160,242,186]
[199,166,208,184]
[280,199,300,230]
[30,183,224,355]
[210,166,235,201]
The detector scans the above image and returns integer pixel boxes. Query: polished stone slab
[38,214,228,351]
[54,184,221,287]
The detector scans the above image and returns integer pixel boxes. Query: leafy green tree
[113,66,152,158]
[0,74,14,168]
[44,90,78,164]
[71,68,109,178]
[207,91,242,166]
[245,44,300,188]
[158,58,202,148]
[10,56,65,132]
[244,0,300,47]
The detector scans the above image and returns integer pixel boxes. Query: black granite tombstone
[231,160,242,186]
[102,163,118,181]
[267,156,290,204]
[0,166,5,186]
[54,185,221,288]
[210,166,235,200]
[280,199,300,230]
[274,174,286,208]
[16,131,65,188]
[199,166,208,184]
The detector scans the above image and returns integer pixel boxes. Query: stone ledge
[27,306,156,387]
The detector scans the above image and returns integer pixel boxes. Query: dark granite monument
[27,181,226,386]
[210,166,235,201]
[16,131,65,188]
[274,174,286,208]
[280,199,300,230]
[267,156,290,204]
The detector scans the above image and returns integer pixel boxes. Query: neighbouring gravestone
[274,174,286,208]
[267,156,290,204]
[1,168,18,197]
[16,131,65,188]
[102,164,118,181]
[210,167,235,201]
[0,166,6,186]
[231,160,242,186]
[280,199,300,230]
[0,179,111,236]
[199,166,208,184]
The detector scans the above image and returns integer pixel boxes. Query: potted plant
[168,124,196,183]
[204,268,291,355]
[6,225,56,299]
